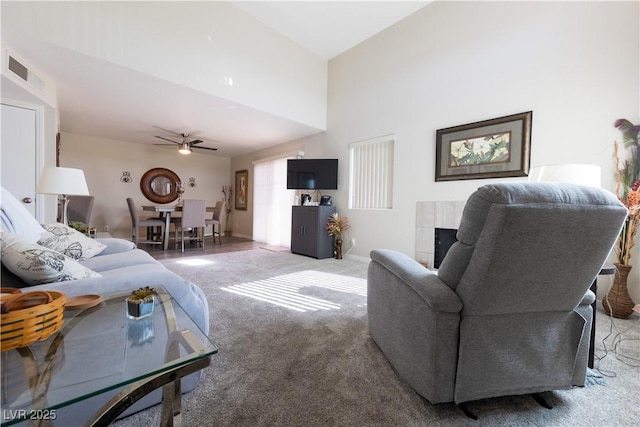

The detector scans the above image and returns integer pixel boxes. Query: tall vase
[335,237,343,260]
[602,263,635,319]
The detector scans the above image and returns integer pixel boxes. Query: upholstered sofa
[0,186,210,423]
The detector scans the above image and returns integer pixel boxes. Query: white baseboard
[344,254,370,263]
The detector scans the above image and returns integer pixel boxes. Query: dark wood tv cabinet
[291,205,336,259]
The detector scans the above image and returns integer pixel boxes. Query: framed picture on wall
[435,111,532,182]
[235,169,248,210]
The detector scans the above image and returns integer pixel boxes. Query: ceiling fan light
[178,142,192,154]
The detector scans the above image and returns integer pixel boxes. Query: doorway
[252,157,295,247]
[1,102,41,218]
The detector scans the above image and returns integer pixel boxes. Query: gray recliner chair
[367,183,627,409]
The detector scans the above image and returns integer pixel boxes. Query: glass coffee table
[1,287,217,426]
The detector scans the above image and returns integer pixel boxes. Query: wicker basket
[1,290,66,351]
[0,287,22,302]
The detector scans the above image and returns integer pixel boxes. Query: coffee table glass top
[1,287,217,425]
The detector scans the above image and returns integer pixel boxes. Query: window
[253,156,295,247]
[349,135,394,209]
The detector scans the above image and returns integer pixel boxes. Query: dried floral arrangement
[326,213,350,238]
[613,118,640,265]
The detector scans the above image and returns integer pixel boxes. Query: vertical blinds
[349,135,394,209]
[253,156,294,246]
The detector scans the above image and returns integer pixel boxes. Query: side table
[1,287,217,426]
[589,263,616,368]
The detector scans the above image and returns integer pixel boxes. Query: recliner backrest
[437,182,627,315]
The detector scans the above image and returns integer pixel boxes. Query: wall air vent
[7,54,45,91]
[2,45,56,106]
[8,55,28,81]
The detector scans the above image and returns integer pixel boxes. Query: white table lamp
[37,166,90,224]
[528,164,601,187]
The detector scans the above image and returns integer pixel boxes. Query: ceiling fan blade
[189,139,204,145]
[154,135,179,144]
[192,146,218,151]
[152,125,185,136]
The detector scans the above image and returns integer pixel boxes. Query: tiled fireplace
[415,201,466,269]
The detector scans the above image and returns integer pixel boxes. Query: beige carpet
[114,249,640,427]
[260,245,291,252]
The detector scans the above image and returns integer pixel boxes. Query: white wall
[324,0,639,300]
[1,46,59,223]
[231,1,639,300]
[2,1,327,130]
[60,133,230,239]
[327,0,637,244]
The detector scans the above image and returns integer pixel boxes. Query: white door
[1,103,38,216]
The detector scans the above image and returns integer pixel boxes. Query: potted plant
[126,286,156,320]
[603,118,640,318]
[326,213,350,259]
[68,221,87,233]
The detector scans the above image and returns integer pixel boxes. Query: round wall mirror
[140,168,181,204]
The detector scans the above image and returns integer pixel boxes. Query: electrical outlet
[351,238,356,247]
[104,225,109,232]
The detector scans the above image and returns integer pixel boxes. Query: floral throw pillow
[39,223,106,261]
[0,232,101,286]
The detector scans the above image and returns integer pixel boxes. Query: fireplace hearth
[416,200,466,269]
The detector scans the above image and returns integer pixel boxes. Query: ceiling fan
[153,131,218,154]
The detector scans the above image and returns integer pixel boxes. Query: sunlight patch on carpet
[176,258,216,266]
[221,270,367,312]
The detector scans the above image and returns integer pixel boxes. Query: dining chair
[175,199,207,252]
[126,198,165,246]
[205,200,224,245]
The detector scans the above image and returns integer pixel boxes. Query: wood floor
[143,235,267,261]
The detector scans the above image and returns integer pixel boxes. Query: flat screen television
[287,159,338,190]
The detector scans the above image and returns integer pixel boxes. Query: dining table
[142,204,216,250]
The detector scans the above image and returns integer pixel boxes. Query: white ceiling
[232,1,431,60]
[2,1,430,158]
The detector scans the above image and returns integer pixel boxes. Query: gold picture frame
[235,169,248,210]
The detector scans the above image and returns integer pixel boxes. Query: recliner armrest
[370,249,462,312]
[579,289,596,306]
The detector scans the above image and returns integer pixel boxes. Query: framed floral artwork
[235,169,248,210]
[435,111,532,182]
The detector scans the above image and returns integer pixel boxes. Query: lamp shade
[528,164,601,187]
[37,167,90,195]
